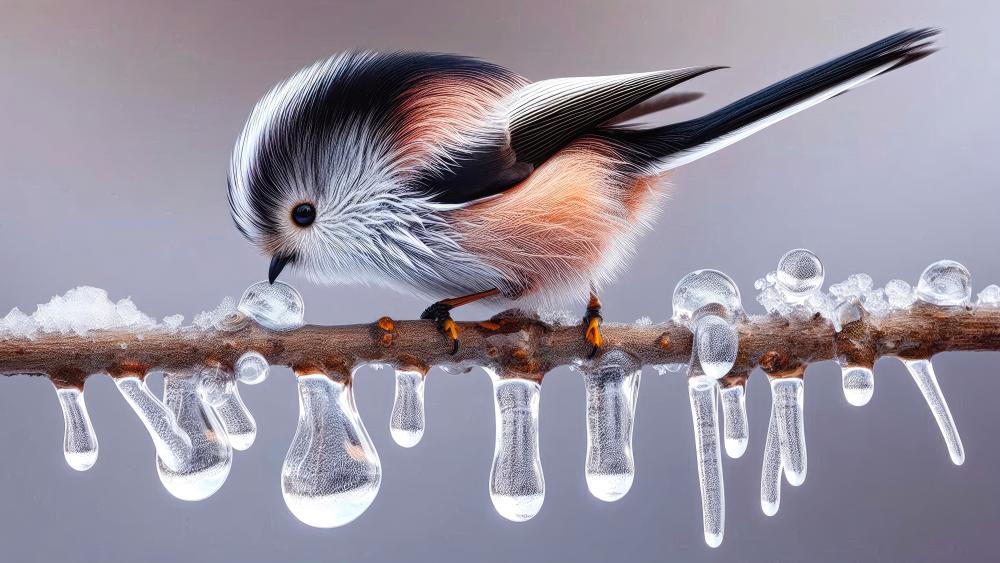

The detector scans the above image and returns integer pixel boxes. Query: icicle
[235,351,269,385]
[901,359,964,465]
[760,402,782,516]
[841,365,875,407]
[54,385,98,471]
[688,374,724,548]
[487,368,544,522]
[389,369,426,448]
[156,372,232,501]
[238,281,305,331]
[282,370,381,528]
[583,350,641,502]
[719,383,748,459]
[115,375,192,471]
[213,385,257,451]
[771,377,807,486]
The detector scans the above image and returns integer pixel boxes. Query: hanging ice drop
[213,385,257,451]
[760,402,782,516]
[901,359,964,465]
[487,368,544,522]
[915,259,971,306]
[688,374,724,548]
[841,365,875,406]
[695,315,738,378]
[719,383,748,459]
[235,351,269,385]
[54,385,98,471]
[282,371,381,528]
[583,350,641,502]
[156,373,232,501]
[389,369,426,448]
[238,280,305,331]
[775,248,824,303]
[115,375,192,471]
[771,377,807,486]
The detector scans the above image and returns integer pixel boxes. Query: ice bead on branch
[719,384,748,459]
[583,350,641,502]
[389,369,426,448]
[978,284,1000,306]
[213,386,257,451]
[115,376,193,471]
[694,315,738,378]
[841,366,875,407]
[54,385,98,471]
[487,369,544,522]
[238,281,305,331]
[776,249,824,303]
[915,260,972,306]
[760,402,782,516]
[771,378,807,486]
[282,370,381,528]
[156,373,232,501]
[236,351,269,385]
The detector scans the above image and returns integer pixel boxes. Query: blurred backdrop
[1,1,998,561]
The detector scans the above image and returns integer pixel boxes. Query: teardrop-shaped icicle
[901,359,964,465]
[583,350,641,502]
[282,372,381,528]
[55,386,98,471]
[719,384,748,459]
[115,376,192,471]
[389,369,426,448]
[213,385,257,451]
[771,377,807,486]
[760,402,782,516]
[841,365,874,406]
[156,373,233,501]
[236,351,269,385]
[688,375,724,548]
[487,369,544,522]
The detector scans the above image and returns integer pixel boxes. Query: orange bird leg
[583,290,603,357]
[420,288,501,355]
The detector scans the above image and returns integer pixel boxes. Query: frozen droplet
[695,315,738,379]
[389,369,426,448]
[760,402,782,516]
[672,269,742,322]
[156,373,232,501]
[282,372,381,528]
[212,385,257,451]
[901,359,964,465]
[841,366,874,406]
[115,376,193,471]
[55,386,98,471]
[583,350,641,502]
[977,284,1000,306]
[771,377,807,486]
[688,376,724,548]
[487,369,544,522]
[238,281,305,331]
[196,366,235,408]
[719,384,748,459]
[885,279,916,309]
[916,260,971,306]
[776,248,824,302]
[236,351,269,385]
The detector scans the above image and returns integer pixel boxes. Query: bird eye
[291,203,316,227]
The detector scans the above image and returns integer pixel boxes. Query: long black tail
[602,28,937,172]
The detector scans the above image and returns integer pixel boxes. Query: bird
[227,29,936,354]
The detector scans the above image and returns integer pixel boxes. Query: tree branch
[2,303,999,389]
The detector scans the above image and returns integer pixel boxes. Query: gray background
[1,1,998,561]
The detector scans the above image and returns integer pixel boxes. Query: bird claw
[583,308,603,359]
[421,302,461,355]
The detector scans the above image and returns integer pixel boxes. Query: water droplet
[719,384,748,459]
[916,260,971,306]
[282,372,381,528]
[776,248,824,301]
[54,385,98,471]
[115,376,192,471]
[156,373,232,501]
[212,385,257,451]
[841,366,874,406]
[583,350,640,502]
[238,281,305,331]
[236,351,269,385]
[672,269,742,322]
[196,366,234,408]
[688,376,724,548]
[771,378,807,486]
[901,359,964,465]
[760,402,782,516]
[389,369,425,448]
[487,369,544,522]
[695,315,738,379]
[977,284,1000,306]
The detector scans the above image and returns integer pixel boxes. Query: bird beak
[268,252,295,284]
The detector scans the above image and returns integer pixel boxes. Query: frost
[0,287,157,338]
[634,316,653,326]
[537,307,577,326]
[162,314,185,331]
[192,297,238,330]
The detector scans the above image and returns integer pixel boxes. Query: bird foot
[583,303,603,358]
[421,302,460,355]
